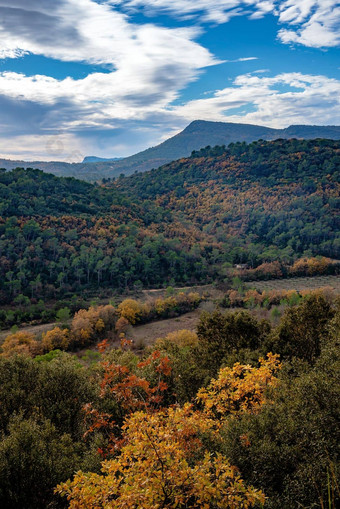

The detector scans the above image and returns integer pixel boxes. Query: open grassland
[245,275,340,293]
[128,309,202,348]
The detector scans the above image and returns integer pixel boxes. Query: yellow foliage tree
[156,329,198,349]
[1,331,42,358]
[95,318,105,333]
[197,353,281,420]
[57,404,264,508]
[117,299,143,325]
[42,327,70,352]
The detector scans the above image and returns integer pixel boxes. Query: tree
[56,306,71,324]
[271,293,334,363]
[0,354,101,508]
[221,335,340,508]
[1,331,42,358]
[42,327,70,352]
[117,299,143,324]
[0,416,80,509]
[197,353,281,421]
[57,405,265,509]
[197,310,270,377]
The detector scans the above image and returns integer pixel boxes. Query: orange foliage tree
[83,348,173,456]
[71,305,117,347]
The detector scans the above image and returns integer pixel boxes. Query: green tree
[270,294,334,363]
[197,310,270,378]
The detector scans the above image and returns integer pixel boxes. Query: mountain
[1,121,340,180]
[82,156,123,163]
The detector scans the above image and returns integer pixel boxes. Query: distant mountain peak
[82,156,123,163]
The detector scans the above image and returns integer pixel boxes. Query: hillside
[0,138,339,308]
[1,121,340,180]
[82,156,123,163]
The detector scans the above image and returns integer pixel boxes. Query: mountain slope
[1,121,340,180]
[0,138,339,306]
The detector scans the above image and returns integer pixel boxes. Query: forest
[0,137,339,508]
[0,292,338,508]
[0,138,339,319]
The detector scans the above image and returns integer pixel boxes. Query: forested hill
[0,138,339,306]
[115,137,340,199]
[1,121,340,180]
[0,168,134,218]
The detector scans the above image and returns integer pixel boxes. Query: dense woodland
[0,293,338,508]
[0,139,339,315]
[0,137,339,508]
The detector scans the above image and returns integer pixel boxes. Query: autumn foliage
[1,331,42,358]
[42,327,70,352]
[0,295,338,509]
[58,405,265,508]
[197,353,281,420]
[57,354,278,508]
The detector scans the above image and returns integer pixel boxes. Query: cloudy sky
[0,0,339,161]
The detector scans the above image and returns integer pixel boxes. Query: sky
[0,0,339,161]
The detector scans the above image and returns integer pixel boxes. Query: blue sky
[0,0,339,161]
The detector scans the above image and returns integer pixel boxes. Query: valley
[0,136,339,509]
[1,1,340,506]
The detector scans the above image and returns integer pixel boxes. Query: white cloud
[0,0,218,134]
[0,133,86,162]
[0,0,338,160]
[112,1,274,24]
[0,48,28,59]
[0,70,339,160]
[277,1,340,48]
[116,1,340,48]
[225,57,259,62]
[173,72,340,127]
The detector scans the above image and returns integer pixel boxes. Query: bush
[0,331,42,358]
[42,327,70,352]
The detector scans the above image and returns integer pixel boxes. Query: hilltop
[1,121,340,180]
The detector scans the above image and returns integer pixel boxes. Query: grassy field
[245,275,340,293]
[128,309,202,349]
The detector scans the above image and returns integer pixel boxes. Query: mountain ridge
[1,120,340,180]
